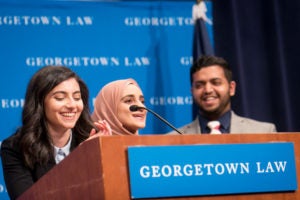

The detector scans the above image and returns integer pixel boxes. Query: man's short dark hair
[190,55,233,84]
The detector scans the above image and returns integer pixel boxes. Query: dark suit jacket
[0,134,80,200]
[169,111,277,134]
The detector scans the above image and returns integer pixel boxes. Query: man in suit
[171,55,276,134]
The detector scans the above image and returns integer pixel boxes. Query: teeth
[62,113,75,117]
[205,97,215,100]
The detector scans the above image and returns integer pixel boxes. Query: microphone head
[129,105,139,112]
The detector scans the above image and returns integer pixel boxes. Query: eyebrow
[121,94,144,100]
[194,77,222,82]
[52,90,81,95]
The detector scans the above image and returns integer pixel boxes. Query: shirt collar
[198,110,231,133]
[53,131,72,156]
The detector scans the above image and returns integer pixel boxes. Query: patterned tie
[207,121,222,134]
[56,149,66,164]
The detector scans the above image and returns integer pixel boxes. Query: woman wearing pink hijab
[91,78,147,135]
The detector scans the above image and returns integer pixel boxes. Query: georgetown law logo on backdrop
[0,1,213,199]
[0,15,93,26]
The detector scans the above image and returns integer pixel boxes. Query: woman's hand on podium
[86,120,112,142]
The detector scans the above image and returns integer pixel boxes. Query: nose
[204,83,213,93]
[66,98,76,107]
[136,100,145,108]
[135,101,147,113]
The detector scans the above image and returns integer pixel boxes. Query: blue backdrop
[0,1,213,198]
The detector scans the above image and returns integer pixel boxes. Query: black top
[0,133,80,200]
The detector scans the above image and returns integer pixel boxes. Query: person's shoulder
[232,111,273,124]
[231,111,277,132]
[2,135,15,147]
[1,131,20,152]
[167,119,200,135]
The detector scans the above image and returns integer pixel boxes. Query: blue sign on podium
[127,142,297,199]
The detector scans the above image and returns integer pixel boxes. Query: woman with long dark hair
[0,65,109,199]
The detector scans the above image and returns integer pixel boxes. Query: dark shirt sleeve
[0,138,34,200]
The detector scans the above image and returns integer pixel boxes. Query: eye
[54,96,65,101]
[71,91,82,101]
[194,82,204,89]
[73,95,82,101]
[212,80,222,86]
[124,98,134,104]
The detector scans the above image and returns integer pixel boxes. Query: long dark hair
[14,66,94,169]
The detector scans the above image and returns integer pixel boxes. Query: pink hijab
[91,78,141,135]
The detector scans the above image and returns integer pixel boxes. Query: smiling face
[117,84,147,134]
[191,65,236,120]
[44,78,83,136]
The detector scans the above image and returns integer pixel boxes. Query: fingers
[100,120,112,135]
[93,120,112,136]
[89,128,96,137]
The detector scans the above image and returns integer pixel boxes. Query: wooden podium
[19,133,300,200]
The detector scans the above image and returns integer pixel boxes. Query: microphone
[129,105,183,134]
